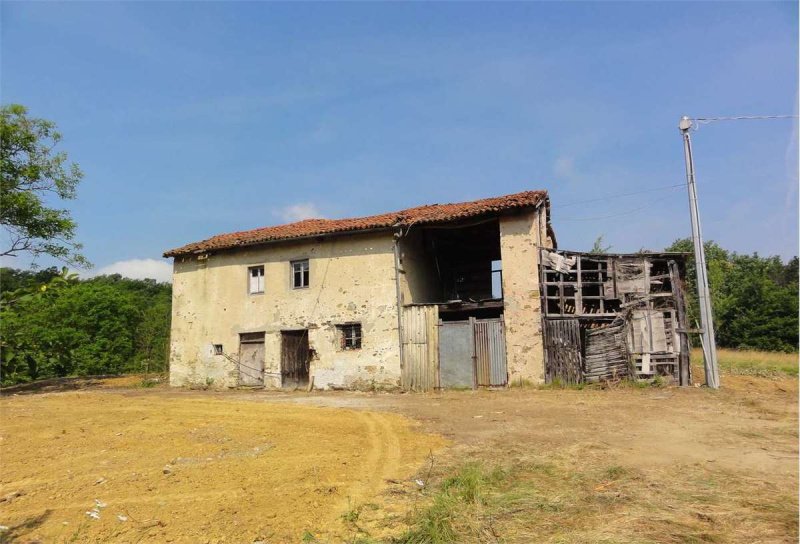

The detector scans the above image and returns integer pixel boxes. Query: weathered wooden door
[401,305,438,392]
[474,318,507,386]
[238,333,265,386]
[281,330,309,387]
[439,320,475,389]
[543,319,583,384]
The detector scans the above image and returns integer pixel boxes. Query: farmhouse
[164,190,690,390]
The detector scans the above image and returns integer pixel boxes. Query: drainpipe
[393,229,405,376]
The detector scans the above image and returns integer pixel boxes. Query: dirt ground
[0,391,446,543]
[1,373,797,543]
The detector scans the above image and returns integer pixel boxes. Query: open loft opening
[399,217,503,319]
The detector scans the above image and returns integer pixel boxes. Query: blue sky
[2,2,797,282]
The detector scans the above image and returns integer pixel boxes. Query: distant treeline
[666,239,798,353]
[0,238,796,385]
[0,268,171,386]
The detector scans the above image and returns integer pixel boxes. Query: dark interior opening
[418,218,502,302]
[438,306,504,321]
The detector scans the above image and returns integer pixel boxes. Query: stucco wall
[499,208,550,385]
[169,231,401,390]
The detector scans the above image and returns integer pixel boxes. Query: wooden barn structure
[539,249,692,386]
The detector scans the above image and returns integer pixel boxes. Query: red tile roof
[164,189,548,257]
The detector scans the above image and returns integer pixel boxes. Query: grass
[392,452,797,544]
[694,348,798,377]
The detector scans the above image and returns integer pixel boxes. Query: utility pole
[679,116,720,388]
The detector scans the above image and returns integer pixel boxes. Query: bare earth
[1,373,797,543]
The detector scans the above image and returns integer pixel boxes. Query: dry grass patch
[392,450,797,544]
[693,348,798,377]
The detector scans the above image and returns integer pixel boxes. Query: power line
[689,114,798,130]
[691,115,798,121]
[552,183,685,209]
[556,193,680,222]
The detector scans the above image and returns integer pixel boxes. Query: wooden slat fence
[543,319,583,384]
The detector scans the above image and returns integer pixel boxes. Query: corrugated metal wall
[400,305,439,392]
[474,318,507,386]
[439,320,475,388]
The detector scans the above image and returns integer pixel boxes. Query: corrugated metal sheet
[439,320,475,388]
[400,305,439,392]
[474,318,507,386]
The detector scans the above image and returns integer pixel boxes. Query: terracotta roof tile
[164,189,547,257]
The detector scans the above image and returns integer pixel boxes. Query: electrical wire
[691,115,798,122]
[552,183,685,209]
[689,115,799,130]
[556,193,681,222]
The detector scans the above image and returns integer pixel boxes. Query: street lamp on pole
[679,116,720,389]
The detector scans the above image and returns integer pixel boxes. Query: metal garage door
[439,320,475,388]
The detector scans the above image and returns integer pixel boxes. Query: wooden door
[238,333,265,386]
[543,319,583,384]
[281,330,309,387]
[400,305,439,392]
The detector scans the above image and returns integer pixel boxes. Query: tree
[590,235,612,254]
[666,238,798,352]
[0,269,172,385]
[0,104,88,267]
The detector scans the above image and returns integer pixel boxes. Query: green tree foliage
[590,235,612,254]
[0,268,171,385]
[1,104,88,267]
[666,238,798,352]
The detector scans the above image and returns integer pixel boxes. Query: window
[291,259,309,289]
[248,266,264,294]
[338,323,362,350]
[213,344,224,355]
[491,260,503,299]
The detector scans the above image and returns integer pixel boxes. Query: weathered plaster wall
[169,231,401,389]
[499,208,551,385]
[398,229,442,304]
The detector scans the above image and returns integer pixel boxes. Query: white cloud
[92,258,173,283]
[553,155,576,179]
[277,203,324,223]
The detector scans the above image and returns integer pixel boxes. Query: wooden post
[669,260,691,386]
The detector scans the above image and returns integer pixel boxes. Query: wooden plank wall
[543,319,583,384]
[400,305,439,391]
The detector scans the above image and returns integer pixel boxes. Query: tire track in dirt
[346,411,402,503]
[1,394,447,543]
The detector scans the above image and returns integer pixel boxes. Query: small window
[248,266,264,294]
[491,260,503,299]
[213,344,224,355]
[291,259,309,289]
[338,323,362,350]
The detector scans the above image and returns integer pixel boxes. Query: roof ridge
[164,189,547,257]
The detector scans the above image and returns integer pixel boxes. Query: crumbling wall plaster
[499,208,551,385]
[169,232,401,389]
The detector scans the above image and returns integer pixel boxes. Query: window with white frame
[337,323,362,350]
[291,259,309,289]
[248,265,264,294]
